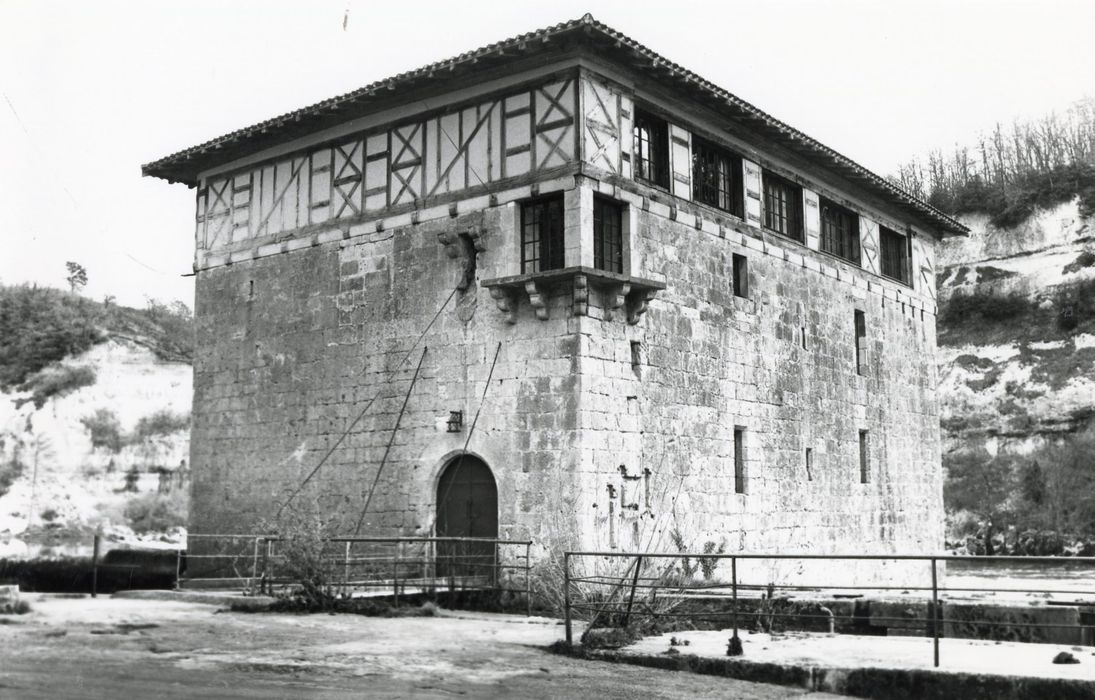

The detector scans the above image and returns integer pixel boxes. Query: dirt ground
[0,594,848,699]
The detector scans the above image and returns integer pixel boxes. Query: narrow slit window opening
[859,430,870,484]
[732,254,749,299]
[854,309,867,375]
[733,426,746,494]
[805,447,813,481]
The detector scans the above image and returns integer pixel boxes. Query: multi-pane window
[692,137,744,217]
[633,109,669,188]
[593,197,624,273]
[520,196,564,273]
[762,172,803,241]
[819,198,861,263]
[880,226,910,284]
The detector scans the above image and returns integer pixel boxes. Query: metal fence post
[525,542,532,618]
[262,539,272,595]
[250,537,261,595]
[91,533,100,598]
[174,546,182,590]
[731,556,739,640]
[564,552,573,645]
[624,555,644,627]
[931,557,940,667]
[398,538,407,604]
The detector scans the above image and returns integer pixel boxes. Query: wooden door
[436,455,497,580]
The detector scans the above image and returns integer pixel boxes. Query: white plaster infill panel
[743,159,762,227]
[860,216,880,275]
[803,188,821,250]
[669,123,692,201]
[580,75,623,175]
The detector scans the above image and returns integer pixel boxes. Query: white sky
[1,0,1092,307]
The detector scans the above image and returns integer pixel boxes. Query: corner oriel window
[692,137,744,217]
[633,109,669,189]
[819,198,861,264]
[880,226,911,284]
[593,197,624,273]
[520,195,565,273]
[762,172,804,241]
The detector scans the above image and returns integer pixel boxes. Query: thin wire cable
[354,346,428,534]
[276,286,458,517]
[435,340,503,521]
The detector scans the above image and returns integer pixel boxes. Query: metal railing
[563,552,1095,667]
[183,534,533,613]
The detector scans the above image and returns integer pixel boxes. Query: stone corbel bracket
[525,280,549,320]
[489,287,518,324]
[572,274,589,316]
[437,228,486,258]
[628,288,659,324]
[604,283,631,322]
[481,267,664,326]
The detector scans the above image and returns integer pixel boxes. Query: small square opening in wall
[734,426,746,494]
[859,430,870,484]
[732,254,749,299]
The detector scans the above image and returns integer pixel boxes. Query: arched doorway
[435,454,497,579]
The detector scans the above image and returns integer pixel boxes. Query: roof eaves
[142,13,968,237]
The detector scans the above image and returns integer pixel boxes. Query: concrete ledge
[112,589,276,610]
[551,644,1095,700]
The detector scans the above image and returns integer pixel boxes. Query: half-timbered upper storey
[144,14,966,305]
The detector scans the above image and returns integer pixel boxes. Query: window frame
[593,195,625,274]
[879,225,911,285]
[519,194,565,274]
[761,171,804,242]
[691,136,744,217]
[632,109,670,189]
[819,197,861,264]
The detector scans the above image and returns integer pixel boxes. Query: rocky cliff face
[936,199,1095,458]
[0,338,191,557]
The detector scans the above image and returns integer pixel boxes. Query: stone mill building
[143,16,967,571]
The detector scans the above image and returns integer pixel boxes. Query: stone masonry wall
[571,198,944,585]
[191,202,586,552]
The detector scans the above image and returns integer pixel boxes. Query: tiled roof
[142,14,967,236]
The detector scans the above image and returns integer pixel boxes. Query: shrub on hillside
[132,410,190,441]
[940,290,1031,326]
[16,365,97,409]
[0,284,102,390]
[0,457,25,498]
[80,409,125,453]
[1062,250,1095,275]
[124,490,188,534]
